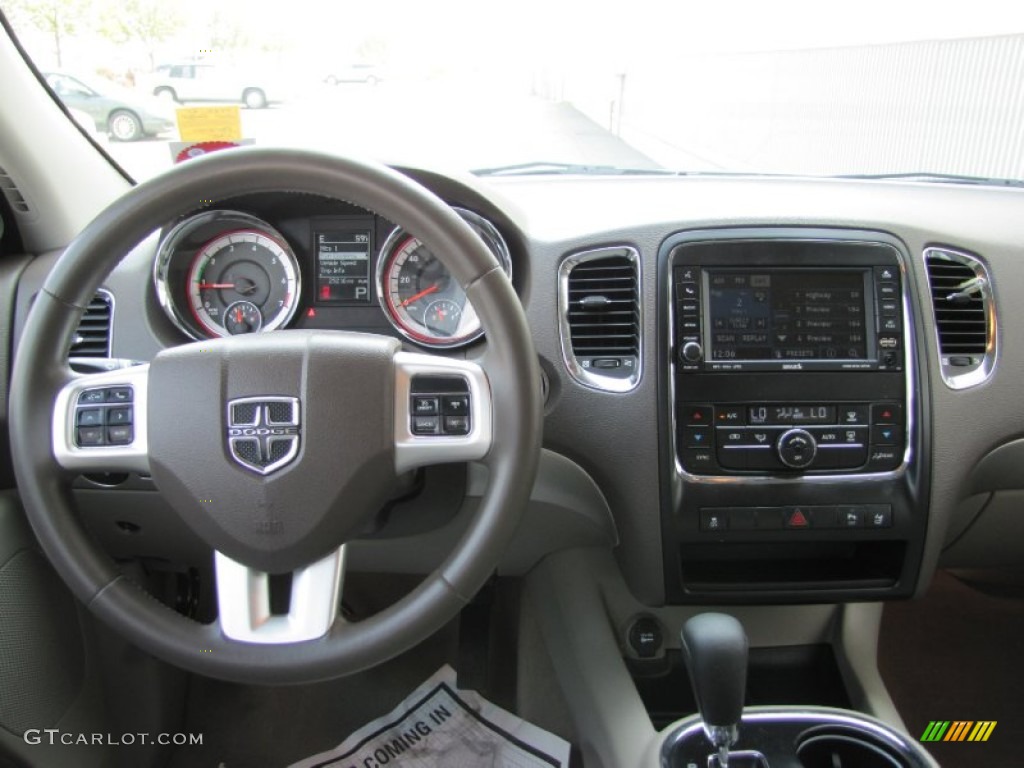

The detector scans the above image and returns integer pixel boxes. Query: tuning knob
[777,429,817,469]
[680,342,703,364]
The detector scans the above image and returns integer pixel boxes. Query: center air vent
[70,290,113,359]
[923,247,995,389]
[558,246,641,392]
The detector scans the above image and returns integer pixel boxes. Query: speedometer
[376,208,511,348]
[154,211,301,340]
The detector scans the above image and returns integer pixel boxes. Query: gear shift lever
[681,613,748,768]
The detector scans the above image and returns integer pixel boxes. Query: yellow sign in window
[175,106,243,142]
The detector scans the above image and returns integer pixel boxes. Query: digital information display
[315,231,371,303]
[707,270,870,362]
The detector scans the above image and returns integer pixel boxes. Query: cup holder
[797,727,908,768]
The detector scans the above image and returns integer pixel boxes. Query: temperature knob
[680,342,703,363]
[777,429,817,469]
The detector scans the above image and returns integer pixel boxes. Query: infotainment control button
[777,429,817,469]
[716,406,745,425]
[686,405,713,425]
[680,341,704,363]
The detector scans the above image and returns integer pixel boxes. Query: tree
[99,0,182,71]
[4,0,92,68]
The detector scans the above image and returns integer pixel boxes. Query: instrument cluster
[153,203,512,349]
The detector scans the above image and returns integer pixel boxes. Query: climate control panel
[680,401,903,475]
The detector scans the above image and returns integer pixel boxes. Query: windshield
[3,0,1023,183]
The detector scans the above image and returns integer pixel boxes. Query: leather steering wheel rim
[8,148,542,684]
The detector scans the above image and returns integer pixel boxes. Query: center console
[658,229,929,603]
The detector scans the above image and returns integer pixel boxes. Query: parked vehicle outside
[42,71,173,141]
[324,62,383,85]
[143,62,279,109]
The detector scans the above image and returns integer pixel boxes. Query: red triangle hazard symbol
[789,509,809,527]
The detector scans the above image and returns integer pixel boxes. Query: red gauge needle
[400,283,439,307]
[198,283,236,289]
[235,307,244,324]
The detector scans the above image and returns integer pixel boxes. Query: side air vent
[70,291,113,358]
[0,165,31,214]
[923,247,995,389]
[558,246,641,392]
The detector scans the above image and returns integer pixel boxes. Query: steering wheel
[8,148,542,684]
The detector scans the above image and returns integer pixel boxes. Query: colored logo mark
[920,721,996,742]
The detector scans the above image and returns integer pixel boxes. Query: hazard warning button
[785,507,811,529]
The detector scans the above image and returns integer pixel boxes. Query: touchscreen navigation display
[706,270,869,362]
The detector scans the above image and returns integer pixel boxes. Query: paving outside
[102,80,662,182]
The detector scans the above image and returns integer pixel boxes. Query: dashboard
[148,194,513,348]
[8,167,1024,609]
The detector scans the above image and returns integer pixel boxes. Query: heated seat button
[77,408,104,427]
[76,427,105,447]
[628,616,663,659]
[107,406,133,425]
[865,505,893,528]
[108,426,134,445]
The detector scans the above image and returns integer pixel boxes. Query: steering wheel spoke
[394,351,493,474]
[51,364,150,474]
[215,546,345,644]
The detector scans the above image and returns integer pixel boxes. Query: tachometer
[154,211,301,340]
[377,207,511,347]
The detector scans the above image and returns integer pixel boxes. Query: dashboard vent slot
[0,164,31,214]
[924,248,995,389]
[70,291,113,358]
[558,247,641,392]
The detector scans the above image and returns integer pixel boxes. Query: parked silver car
[42,72,173,141]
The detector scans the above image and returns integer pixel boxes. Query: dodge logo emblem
[226,397,300,475]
